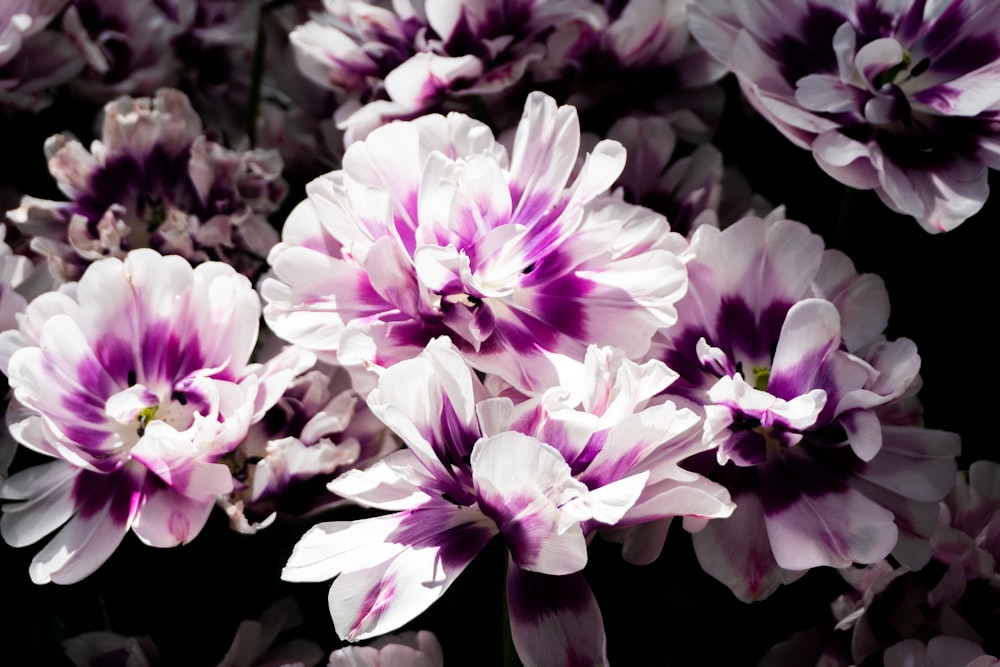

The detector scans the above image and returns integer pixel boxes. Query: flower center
[873,50,930,89]
[136,405,158,436]
[751,366,770,391]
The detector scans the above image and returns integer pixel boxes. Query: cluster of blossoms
[289,0,727,144]
[0,0,997,665]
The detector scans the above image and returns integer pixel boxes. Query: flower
[651,216,959,600]
[290,0,605,144]
[221,354,398,533]
[0,249,303,583]
[9,88,286,282]
[690,0,1000,232]
[262,90,688,393]
[283,338,730,662]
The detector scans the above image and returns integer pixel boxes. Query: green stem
[503,551,521,667]
[832,186,860,253]
[246,3,269,147]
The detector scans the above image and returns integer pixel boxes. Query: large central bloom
[262,90,688,393]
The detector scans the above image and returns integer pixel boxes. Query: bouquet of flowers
[1,1,997,665]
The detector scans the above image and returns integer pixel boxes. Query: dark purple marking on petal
[511,192,561,230]
[656,326,720,398]
[73,467,143,525]
[766,348,836,403]
[94,336,137,388]
[866,85,912,126]
[59,389,109,426]
[370,315,451,368]
[519,248,574,289]
[723,428,769,468]
[920,6,1000,76]
[569,430,607,478]
[471,301,498,341]
[506,566,606,667]
[390,507,494,568]
[170,376,213,420]
[477,492,549,565]
[863,117,983,170]
[73,144,198,226]
[527,273,593,341]
[507,566,592,621]
[477,491,529,529]
[422,395,480,504]
[353,271,397,316]
[757,443,864,516]
[715,297,791,367]
[518,202,574,265]
[853,1,903,40]
[895,0,929,43]
[475,313,547,357]
[770,5,846,85]
[74,354,117,402]
[61,422,113,451]
[141,321,211,386]
[436,516,495,568]
[440,3,531,64]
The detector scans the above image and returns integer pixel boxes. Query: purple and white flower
[262,91,688,394]
[690,0,1000,232]
[283,338,731,663]
[0,249,304,584]
[290,0,604,144]
[651,216,959,600]
[222,354,398,533]
[9,88,286,282]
